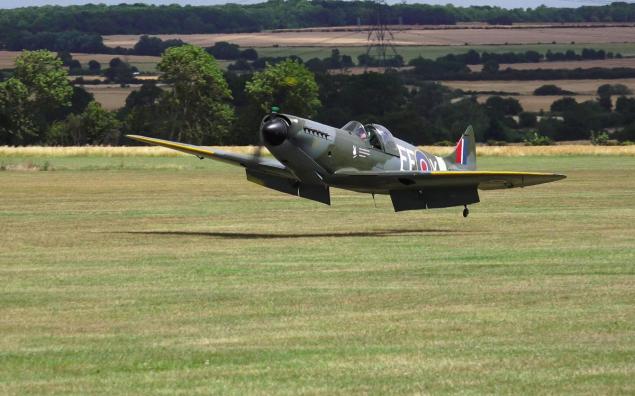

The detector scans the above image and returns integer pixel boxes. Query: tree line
[1,1,635,40]
[406,52,635,81]
[2,48,635,148]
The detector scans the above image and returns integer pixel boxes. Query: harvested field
[444,78,635,95]
[475,94,611,113]
[0,51,160,72]
[254,43,635,62]
[82,84,140,110]
[2,145,634,158]
[72,53,160,72]
[469,58,635,72]
[103,26,635,48]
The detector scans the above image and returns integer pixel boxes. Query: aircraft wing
[332,170,566,191]
[126,134,293,179]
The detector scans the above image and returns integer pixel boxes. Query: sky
[0,0,627,10]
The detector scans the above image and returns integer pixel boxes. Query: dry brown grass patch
[0,146,267,157]
[2,145,634,158]
[421,145,635,157]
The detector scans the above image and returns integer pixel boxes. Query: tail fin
[444,125,476,171]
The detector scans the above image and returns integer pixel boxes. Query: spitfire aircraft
[127,110,565,217]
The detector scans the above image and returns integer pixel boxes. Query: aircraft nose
[261,118,288,146]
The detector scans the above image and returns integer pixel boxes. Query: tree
[68,59,82,72]
[246,59,321,117]
[0,79,36,145]
[534,84,574,96]
[485,96,523,116]
[0,50,73,144]
[133,35,165,56]
[48,85,95,122]
[88,60,101,74]
[240,48,258,61]
[47,101,120,145]
[518,112,537,128]
[614,122,635,142]
[616,96,635,124]
[158,45,234,144]
[57,51,73,66]
[206,41,241,60]
[133,35,185,56]
[551,97,578,113]
[482,59,500,74]
[464,49,481,65]
[14,50,73,111]
[104,58,137,84]
[121,82,165,137]
[597,84,613,111]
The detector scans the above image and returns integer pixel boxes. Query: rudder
[443,125,476,171]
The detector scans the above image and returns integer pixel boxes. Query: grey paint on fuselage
[269,114,450,193]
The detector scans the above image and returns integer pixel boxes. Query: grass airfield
[0,155,634,394]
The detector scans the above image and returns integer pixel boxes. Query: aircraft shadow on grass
[118,229,463,240]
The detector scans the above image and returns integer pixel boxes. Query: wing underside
[332,170,565,212]
[331,170,566,192]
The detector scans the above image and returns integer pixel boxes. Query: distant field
[78,79,635,111]
[444,78,635,95]
[474,94,634,113]
[0,51,160,72]
[475,94,593,113]
[470,58,635,72]
[0,155,633,394]
[254,43,635,62]
[103,26,635,48]
[3,46,635,75]
[72,53,161,73]
[82,84,140,110]
[447,79,635,112]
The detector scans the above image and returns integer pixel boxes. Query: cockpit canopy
[341,121,400,157]
[341,121,368,140]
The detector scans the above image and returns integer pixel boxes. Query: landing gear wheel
[463,206,469,218]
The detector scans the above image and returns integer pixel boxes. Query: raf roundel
[416,151,430,172]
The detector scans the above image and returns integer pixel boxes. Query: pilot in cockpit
[355,124,368,140]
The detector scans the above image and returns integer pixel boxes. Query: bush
[518,112,537,127]
[46,101,121,145]
[614,122,635,142]
[590,131,610,145]
[524,132,554,146]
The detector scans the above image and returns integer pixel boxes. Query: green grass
[255,43,635,62]
[1,155,634,394]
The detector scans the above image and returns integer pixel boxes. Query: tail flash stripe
[455,138,464,164]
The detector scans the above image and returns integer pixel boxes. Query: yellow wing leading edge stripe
[126,134,215,157]
[429,171,565,177]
